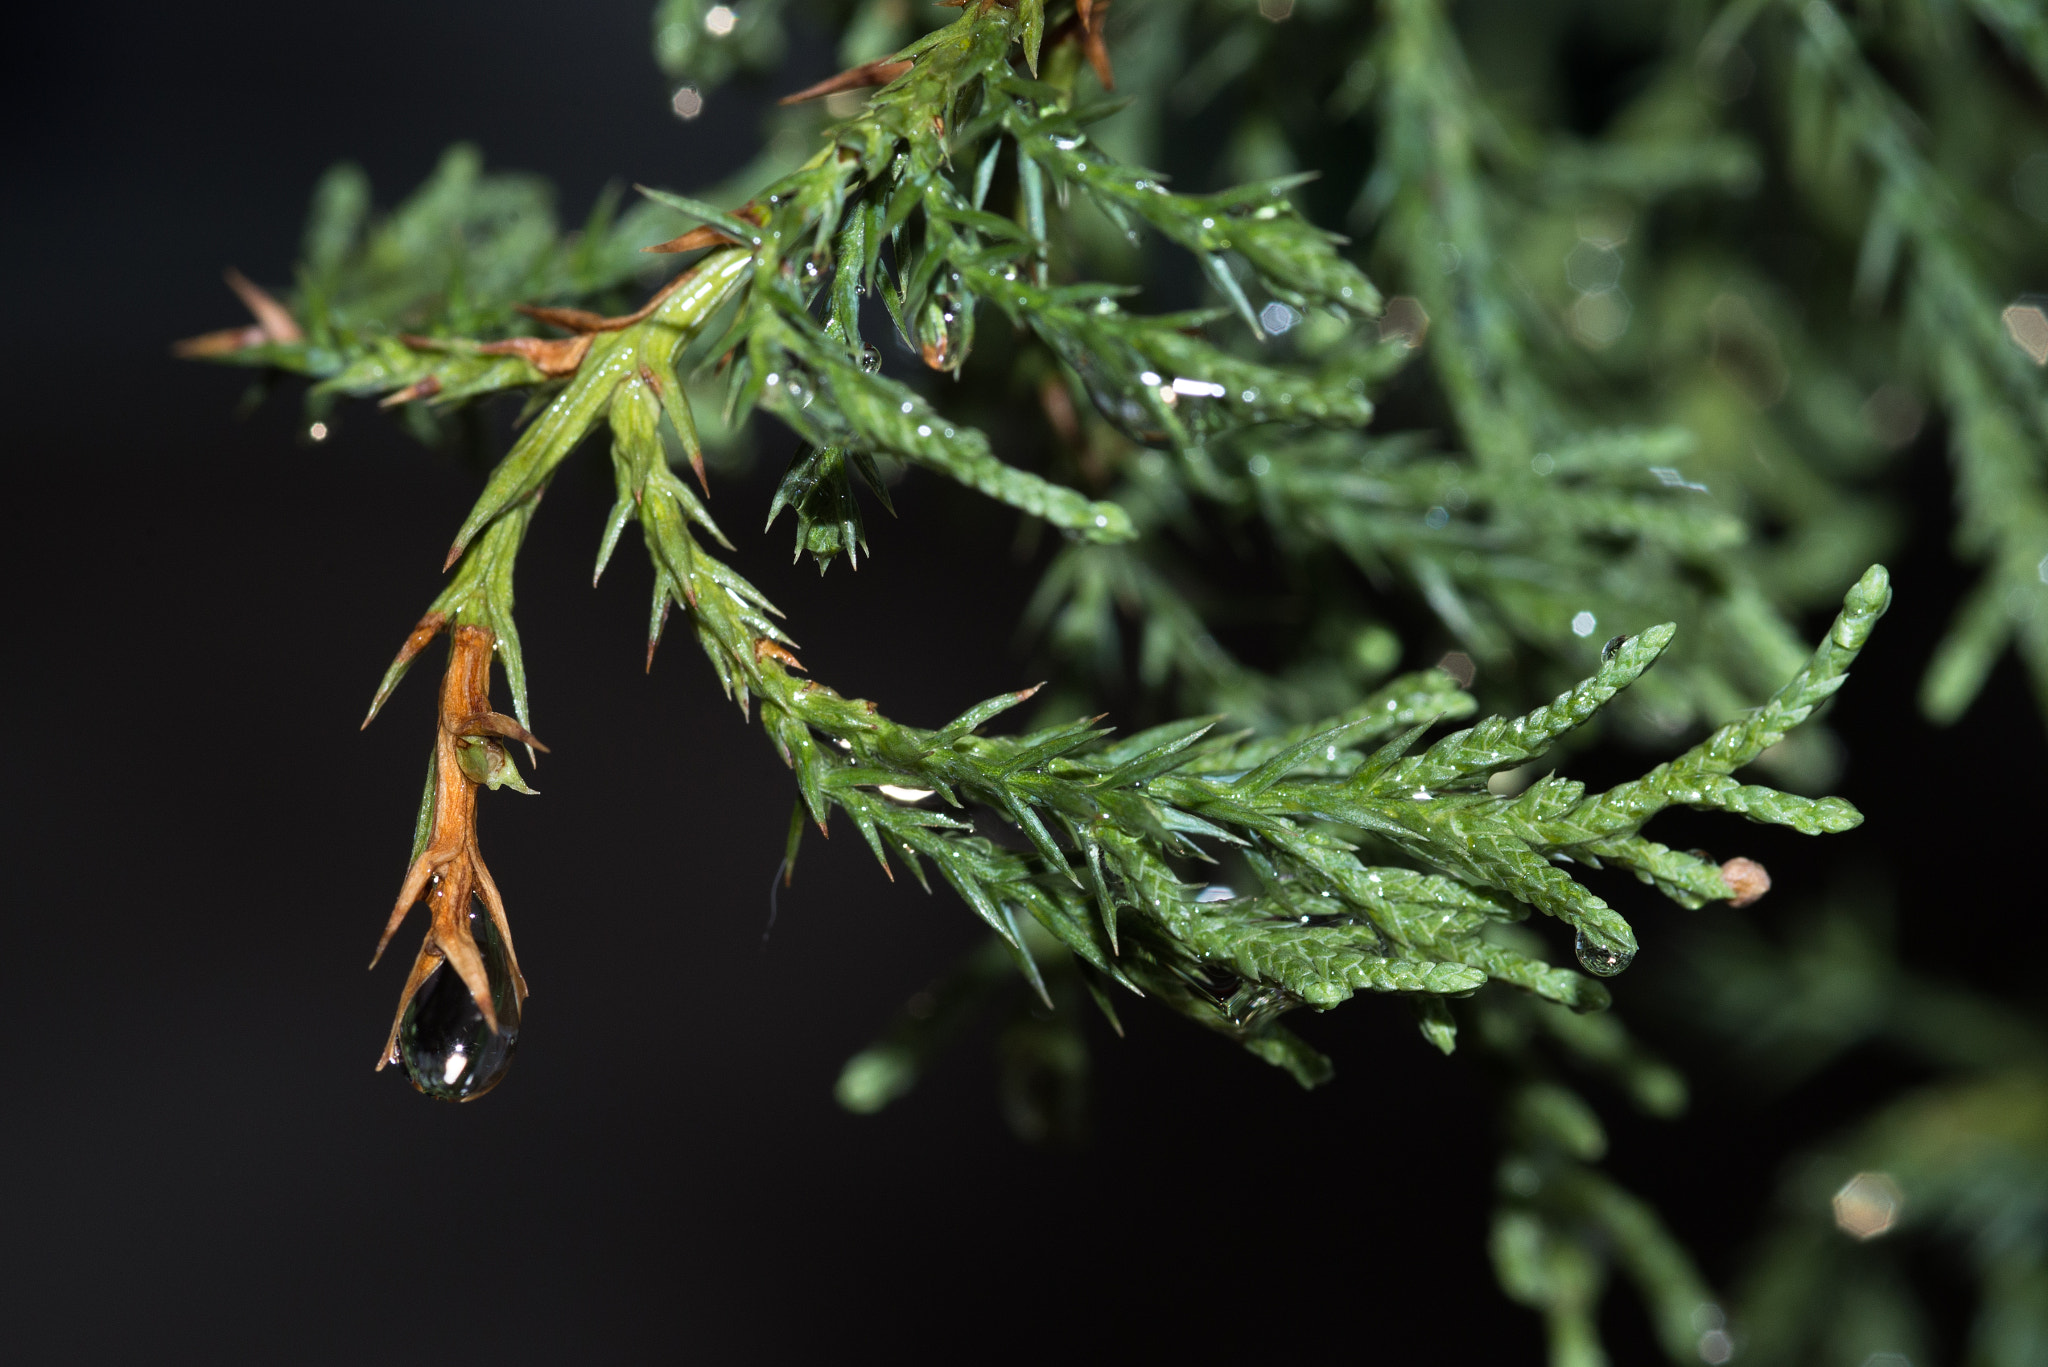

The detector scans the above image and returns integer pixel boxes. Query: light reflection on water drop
[1573,928,1635,977]
[399,899,521,1101]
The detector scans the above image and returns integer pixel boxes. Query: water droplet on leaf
[400,900,521,1101]
[916,292,973,371]
[1602,634,1632,660]
[1573,928,1635,977]
[859,345,882,373]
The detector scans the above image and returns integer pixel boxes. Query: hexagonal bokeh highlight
[1832,1171,1904,1240]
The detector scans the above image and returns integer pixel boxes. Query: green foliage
[180,0,2048,1360]
[189,0,1884,1072]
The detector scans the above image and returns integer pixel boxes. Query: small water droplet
[1601,634,1632,661]
[916,292,973,371]
[1072,355,1170,447]
[400,900,521,1101]
[1573,928,1635,977]
[860,345,882,373]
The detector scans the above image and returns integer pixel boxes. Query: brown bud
[1720,856,1771,908]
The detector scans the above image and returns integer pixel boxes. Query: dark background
[2,2,2040,1361]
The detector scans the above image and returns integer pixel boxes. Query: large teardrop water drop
[1573,927,1635,977]
[400,899,521,1101]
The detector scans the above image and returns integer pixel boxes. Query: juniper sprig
[182,1,1889,1102]
[175,1,1995,1359]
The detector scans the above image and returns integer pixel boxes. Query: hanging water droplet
[916,293,974,371]
[400,900,521,1101]
[1573,928,1635,977]
[1074,355,1168,447]
[859,345,882,373]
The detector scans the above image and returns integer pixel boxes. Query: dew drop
[399,900,521,1101]
[1601,633,1632,661]
[860,345,882,373]
[916,292,974,371]
[1072,354,1170,447]
[1573,928,1635,977]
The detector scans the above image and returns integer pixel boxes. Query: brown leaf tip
[379,374,443,409]
[396,611,450,667]
[778,57,914,107]
[171,324,270,358]
[223,267,303,343]
[1720,856,1771,908]
[642,224,741,254]
[477,333,593,377]
[451,710,551,754]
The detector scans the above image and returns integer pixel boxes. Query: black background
[3,2,2041,1361]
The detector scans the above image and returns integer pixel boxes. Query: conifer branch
[171,1,2016,1357]
[182,0,1889,1086]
